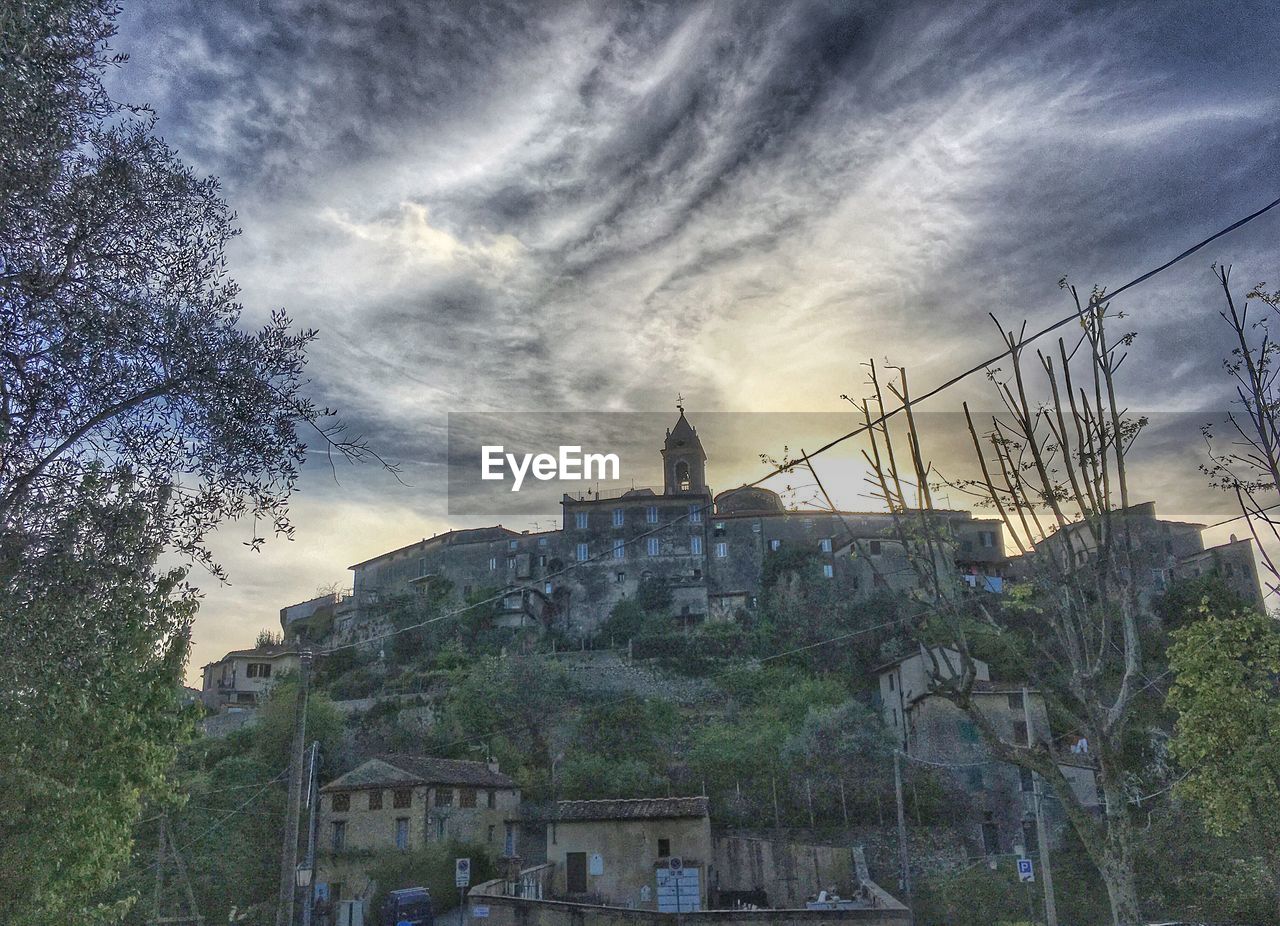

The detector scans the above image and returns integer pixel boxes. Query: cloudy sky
[107,0,1280,681]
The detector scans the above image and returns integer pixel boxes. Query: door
[566,852,587,893]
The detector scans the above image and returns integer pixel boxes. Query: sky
[105,0,1280,683]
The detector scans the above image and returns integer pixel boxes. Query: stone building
[312,411,1008,644]
[198,644,299,712]
[875,647,1098,859]
[546,797,713,910]
[316,755,520,907]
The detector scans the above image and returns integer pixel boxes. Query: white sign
[472,905,489,918]
[1017,857,1035,883]
[656,867,700,913]
[456,857,471,887]
[589,853,604,875]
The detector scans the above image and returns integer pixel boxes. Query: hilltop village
[196,412,1264,925]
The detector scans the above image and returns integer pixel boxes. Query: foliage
[255,628,283,648]
[0,475,195,926]
[252,673,345,772]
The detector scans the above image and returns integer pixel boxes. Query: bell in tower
[662,399,708,495]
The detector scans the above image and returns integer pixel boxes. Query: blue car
[381,887,433,926]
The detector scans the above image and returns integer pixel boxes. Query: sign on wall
[656,866,700,913]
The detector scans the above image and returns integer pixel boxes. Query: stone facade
[546,797,714,909]
[317,412,1008,643]
[315,756,521,907]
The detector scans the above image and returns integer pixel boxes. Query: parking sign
[456,857,471,887]
[1017,857,1034,883]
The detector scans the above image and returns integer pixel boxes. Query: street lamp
[295,863,313,889]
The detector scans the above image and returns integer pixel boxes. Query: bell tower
[662,398,708,495]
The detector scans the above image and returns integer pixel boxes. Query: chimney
[487,757,500,774]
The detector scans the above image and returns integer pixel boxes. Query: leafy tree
[366,840,496,913]
[252,673,345,772]
[1168,601,1280,917]
[1,2,384,916]
[0,475,193,925]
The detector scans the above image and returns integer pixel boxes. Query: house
[546,796,713,911]
[199,644,299,712]
[316,755,520,909]
[876,647,1098,857]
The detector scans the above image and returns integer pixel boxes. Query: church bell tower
[662,399,708,495]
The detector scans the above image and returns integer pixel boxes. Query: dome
[714,486,784,515]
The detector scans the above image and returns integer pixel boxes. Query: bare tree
[1202,264,1280,595]
[852,289,1151,925]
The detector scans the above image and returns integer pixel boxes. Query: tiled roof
[322,755,517,792]
[555,797,710,822]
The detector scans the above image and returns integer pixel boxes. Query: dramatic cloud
[107,0,1280,677]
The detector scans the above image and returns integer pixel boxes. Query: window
[332,793,350,812]
[488,790,496,809]
[658,838,671,857]
[958,719,979,743]
[368,790,383,810]
[689,504,703,524]
[463,584,472,596]
[715,542,728,558]
[395,817,410,850]
[437,818,446,839]
[435,788,453,807]
[981,820,999,856]
[488,824,496,843]
[1013,720,1029,745]
[576,543,589,562]
[1020,768,1035,793]
[892,707,898,727]
[538,554,547,567]
[822,564,834,579]
[869,540,882,555]
[545,582,553,595]
[393,788,412,809]
[647,537,660,556]
[509,539,518,550]
[769,539,781,552]
[246,662,272,678]
[575,511,589,529]
[1022,819,1039,856]
[539,536,548,546]
[819,538,832,553]
[489,557,497,571]
[980,530,996,548]
[332,821,346,851]
[612,508,625,527]
[646,505,658,524]
[613,539,625,559]
[690,536,703,555]
[419,556,428,575]
[615,571,626,584]
[506,555,516,570]
[1007,692,1024,711]
[714,521,725,536]
[888,674,895,692]
[460,787,477,808]
[505,823,515,856]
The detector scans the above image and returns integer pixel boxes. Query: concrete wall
[712,835,852,907]
[546,815,713,908]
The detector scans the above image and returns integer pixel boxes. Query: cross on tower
[676,393,685,415]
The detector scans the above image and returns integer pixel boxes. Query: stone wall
[712,834,853,908]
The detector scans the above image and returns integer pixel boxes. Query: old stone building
[546,796,713,910]
[300,411,1009,644]
[316,755,520,906]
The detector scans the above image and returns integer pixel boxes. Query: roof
[555,796,710,822]
[347,526,520,570]
[201,645,299,669]
[322,755,517,792]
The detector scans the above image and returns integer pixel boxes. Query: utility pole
[301,741,320,926]
[893,750,911,904]
[1024,686,1058,926]
[277,651,312,926]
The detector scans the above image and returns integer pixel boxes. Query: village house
[876,647,1099,858]
[316,755,520,907]
[199,644,299,712]
[546,796,713,911]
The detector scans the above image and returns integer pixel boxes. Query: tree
[849,290,1155,924]
[0,474,194,926]
[1167,601,1280,917]
[0,2,389,917]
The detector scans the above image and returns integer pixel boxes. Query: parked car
[380,887,432,926]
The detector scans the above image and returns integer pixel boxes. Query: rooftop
[555,796,710,822]
[322,755,517,792]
